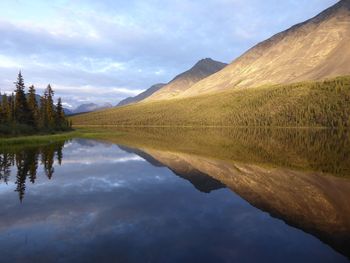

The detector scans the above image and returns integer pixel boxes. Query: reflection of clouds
[0,182,16,193]
[0,138,345,262]
[57,155,145,165]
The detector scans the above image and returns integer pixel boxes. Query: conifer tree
[39,95,48,129]
[14,71,29,124]
[45,84,55,129]
[9,93,15,123]
[55,98,66,129]
[1,94,11,123]
[0,72,71,135]
[27,85,39,127]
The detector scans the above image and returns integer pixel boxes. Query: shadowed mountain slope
[117,83,166,106]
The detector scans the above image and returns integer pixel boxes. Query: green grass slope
[71,76,350,127]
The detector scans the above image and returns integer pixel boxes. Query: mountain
[73,102,113,114]
[117,83,166,107]
[175,0,350,98]
[144,58,227,101]
[63,108,73,115]
[71,1,350,128]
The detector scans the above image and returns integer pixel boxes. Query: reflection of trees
[114,127,350,177]
[0,141,65,202]
[0,152,13,184]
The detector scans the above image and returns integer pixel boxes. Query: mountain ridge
[71,1,350,128]
[175,0,350,98]
[72,102,113,114]
[117,83,166,107]
[144,58,227,101]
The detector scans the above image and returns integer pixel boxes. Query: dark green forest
[0,72,71,136]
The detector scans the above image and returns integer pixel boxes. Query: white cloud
[62,102,73,109]
[0,0,338,106]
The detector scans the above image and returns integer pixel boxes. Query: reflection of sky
[0,139,347,263]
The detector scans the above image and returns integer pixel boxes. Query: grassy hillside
[177,1,350,98]
[71,76,350,127]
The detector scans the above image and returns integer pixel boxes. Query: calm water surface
[0,129,349,263]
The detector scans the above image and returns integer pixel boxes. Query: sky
[0,0,338,108]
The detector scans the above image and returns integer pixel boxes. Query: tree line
[0,72,71,135]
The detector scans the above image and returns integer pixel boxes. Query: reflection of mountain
[120,146,225,193]
[127,148,350,258]
[104,128,350,259]
[118,146,164,167]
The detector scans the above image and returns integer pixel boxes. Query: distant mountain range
[117,83,166,106]
[65,102,113,115]
[23,94,111,116]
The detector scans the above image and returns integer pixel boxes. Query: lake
[0,128,349,262]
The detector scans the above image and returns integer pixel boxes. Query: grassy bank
[71,76,350,127]
[0,131,83,147]
[0,128,124,147]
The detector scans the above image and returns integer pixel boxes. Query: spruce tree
[55,98,66,129]
[9,93,15,123]
[45,84,55,129]
[14,71,29,124]
[39,96,48,129]
[27,85,39,128]
[1,94,11,123]
[1,73,70,135]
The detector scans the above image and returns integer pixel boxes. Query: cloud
[0,0,338,106]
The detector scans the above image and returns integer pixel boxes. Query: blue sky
[0,0,338,108]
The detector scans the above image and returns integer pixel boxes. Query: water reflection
[0,128,349,262]
[120,145,226,193]
[0,142,64,202]
[81,127,350,259]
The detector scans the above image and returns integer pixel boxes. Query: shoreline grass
[0,131,81,146]
[0,128,125,147]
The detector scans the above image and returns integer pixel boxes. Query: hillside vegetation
[71,76,350,128]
